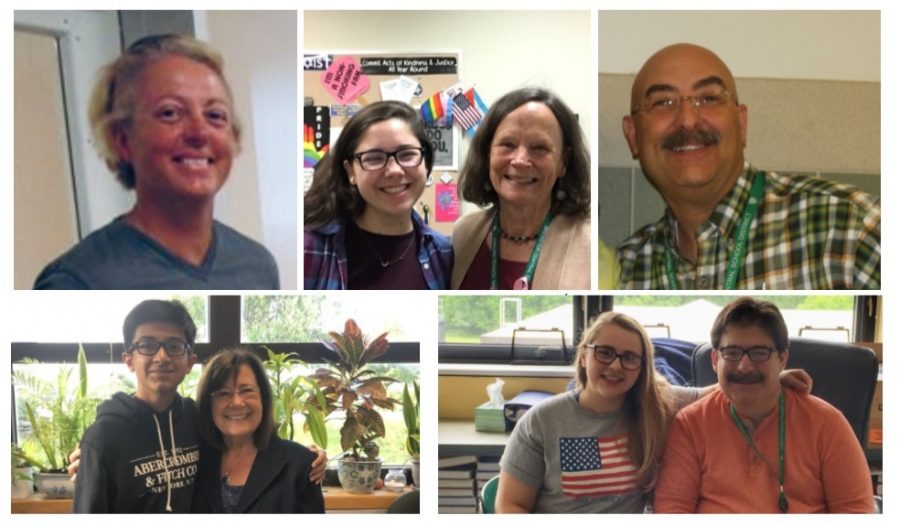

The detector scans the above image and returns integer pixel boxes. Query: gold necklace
[358,228,416,268]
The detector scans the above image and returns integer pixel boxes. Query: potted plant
[11,444,36,499]
[309,319,398,494]
[263,348,328,449]
[403,382,420,488]
[12,345,98,498]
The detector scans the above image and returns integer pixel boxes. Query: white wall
[598,10,880,81]
[305,10,592,214]
[197,11,299,289]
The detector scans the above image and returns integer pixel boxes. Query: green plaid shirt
[617,166,881,290]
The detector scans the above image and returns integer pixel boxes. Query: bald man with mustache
[616,44,880,290]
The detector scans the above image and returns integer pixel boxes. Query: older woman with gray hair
[34,34,278,289]
[451,87,595,290]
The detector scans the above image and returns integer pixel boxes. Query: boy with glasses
[653,297,872,513]
[73,300,325,512]
[74,299,201,512]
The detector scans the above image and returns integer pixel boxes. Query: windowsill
[12,486,414,513]
[439,363,573,377]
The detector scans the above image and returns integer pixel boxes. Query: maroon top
[458,240,528,290]
[346,222,427,290]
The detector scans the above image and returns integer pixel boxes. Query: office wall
[305,10,592,216]
[597,11,881,250]
[199,11,299,289]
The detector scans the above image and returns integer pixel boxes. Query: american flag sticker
[559,434,639,498]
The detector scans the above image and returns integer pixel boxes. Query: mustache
[661,128,720,150]
[727,371,764,385]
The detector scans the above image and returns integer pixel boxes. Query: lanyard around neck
[729,391,787,513]
[664,170,766,290]
[490,210,554,290]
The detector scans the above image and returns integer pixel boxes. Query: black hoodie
[73,392,201,513]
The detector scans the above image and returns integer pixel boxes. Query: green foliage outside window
[242,296,329,342]
[440,296,571,342]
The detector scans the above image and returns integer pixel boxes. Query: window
[614,295,856,343]
[9,293,208,343]
[12,294,421,468]
[438,295,869,364]
[242,294,428,343]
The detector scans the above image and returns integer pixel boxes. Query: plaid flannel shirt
[303,211,453,290]
[617,166,881,290]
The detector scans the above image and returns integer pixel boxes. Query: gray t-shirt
[34,216,279,290]
[500,387,700,513]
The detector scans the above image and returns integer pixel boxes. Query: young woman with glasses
[495,311,810,513]
[304,101,452,289]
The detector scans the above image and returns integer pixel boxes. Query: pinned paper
[321,56,370,104]
[435,183,460,222]
[303,106,330,169]
[379,75,419,103]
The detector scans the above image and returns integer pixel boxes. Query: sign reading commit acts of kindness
[321,56,370,104]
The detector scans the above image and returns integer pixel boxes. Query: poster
[435,183,460,222]
[425,123,458,171]
[321,56,371,104]
[303,106,330,169]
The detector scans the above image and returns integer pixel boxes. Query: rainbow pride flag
[420,91,446,125]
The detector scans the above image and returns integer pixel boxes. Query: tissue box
[475,402,509,432]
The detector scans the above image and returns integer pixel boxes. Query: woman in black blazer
[193,348,324,513]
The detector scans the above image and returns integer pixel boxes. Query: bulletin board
[303,51,463,234]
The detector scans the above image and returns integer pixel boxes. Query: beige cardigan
[450,208,591,290]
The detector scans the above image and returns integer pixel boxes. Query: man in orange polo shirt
[654,297,872,513]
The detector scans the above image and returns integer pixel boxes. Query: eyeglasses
[211,386,261,402]
[717,345,779,362]
[631,89,736,116]
[353,147,425,171]
[129,339,191,357]
[584,344,644,371]
[126,34,180,55]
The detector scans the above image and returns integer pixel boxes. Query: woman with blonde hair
[34,34,278,289]
[496,311,809,513]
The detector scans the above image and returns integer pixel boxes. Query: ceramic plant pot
[411,458,420,489]
[336,457,383,494]
[35,472,74,499]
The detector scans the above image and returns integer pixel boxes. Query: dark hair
[195,347,276,451]
[457,87,590,217]
[89,34,241,189]
[710,297,789,352]
[123,300,197,348]
[304,101,435,229]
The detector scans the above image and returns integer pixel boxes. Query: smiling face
[622,44,747,204]
[115,55,236,203]
[123,321,196,403]
[712,323,788,413]
[345,118,427,230]
[211,364,263,443]
[578,323,644,412]
[488,102,566,212]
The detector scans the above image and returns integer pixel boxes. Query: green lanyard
[664,170,766,290]
[729,391,787,513]
[490,210,554,290]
